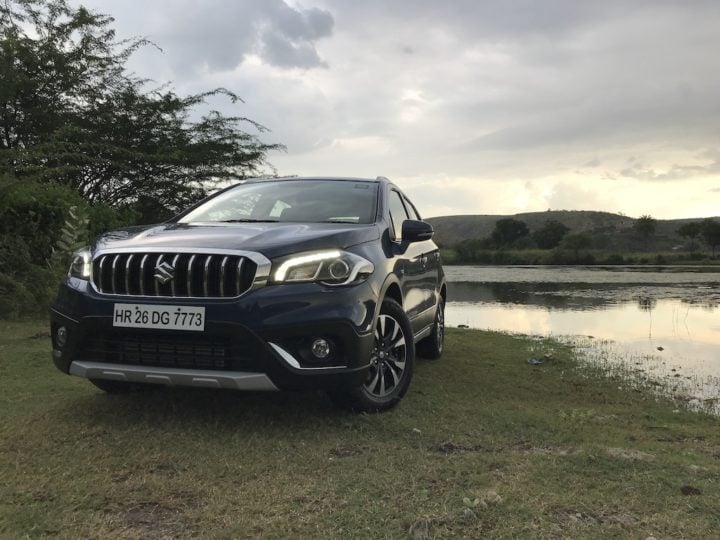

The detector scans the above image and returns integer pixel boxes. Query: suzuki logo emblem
[153,261,175,284]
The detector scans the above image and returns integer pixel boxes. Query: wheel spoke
[391,335,405,349]
[390,321,399,340]
[388,358,405,372]
[366,367,380,393]
[379,368,386,395]
[379,315,386,337]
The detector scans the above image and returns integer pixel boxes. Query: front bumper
[67,360,279,391]
[50,277,378,391]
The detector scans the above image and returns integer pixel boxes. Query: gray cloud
[620,153,720,181]
[321,0,720,161]
[260,28,327,69]
[84,0,333,72]
[271,4,333,41]
[76,0,720,217]
[258,5,332,68]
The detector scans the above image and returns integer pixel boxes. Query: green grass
[1,320,718,538]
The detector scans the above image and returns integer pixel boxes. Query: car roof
[244,176,387,184]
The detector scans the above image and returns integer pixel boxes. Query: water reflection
[444,266,720,405]
[446,265,720,284]
[448,281,719,311]
[447,300,718,361]
[637,297,656,312]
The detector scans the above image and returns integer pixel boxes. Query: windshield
[178,180,379,224]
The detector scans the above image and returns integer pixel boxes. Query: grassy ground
[1,320,718,538]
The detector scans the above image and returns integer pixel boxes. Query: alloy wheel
[364,314,407,397]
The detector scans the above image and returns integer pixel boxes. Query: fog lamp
[56,326,68,348]
[311,338,331,359]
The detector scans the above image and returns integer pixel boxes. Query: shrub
[0,181,138,318]
[0,272,34,319]
[87,204,140,242]
[0,182,86,265]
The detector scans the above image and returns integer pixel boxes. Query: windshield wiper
[220,219,279,223]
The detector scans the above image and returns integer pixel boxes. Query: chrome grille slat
[124,254,134,295]
[139,254,148,296]
[91,250,261,299]
[171,254,180,297]
[154,254,164,296]
[220,256,228,297]
[187,255,196,297]
[111,254,120,294]
[203,255,212,297]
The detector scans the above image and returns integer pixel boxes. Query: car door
[401,193,440,329]
[387,188,427,332]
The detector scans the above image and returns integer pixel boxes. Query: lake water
[444,266,720,408]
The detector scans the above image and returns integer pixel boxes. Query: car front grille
[91,252,258,298]
[79,331,256,371]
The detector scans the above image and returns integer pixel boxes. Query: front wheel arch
[329,297,414,412]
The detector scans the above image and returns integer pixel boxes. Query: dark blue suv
[50,177,446,411]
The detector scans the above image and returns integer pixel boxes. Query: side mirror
[401,219,434,243]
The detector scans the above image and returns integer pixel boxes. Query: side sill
[413,324,433,342]
[69,361,278,391]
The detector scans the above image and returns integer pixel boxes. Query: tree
[701,218,720,255]
[0,0,283,215]
[491,218,529,247]
[677,221,702,251]
[559,232,592,261]
[533,220,570,249]
[453,237,492,263]
[634,215,657,250]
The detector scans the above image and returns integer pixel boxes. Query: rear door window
[402,195,421,221]
[388,190,410,240]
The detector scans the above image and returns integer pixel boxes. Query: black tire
[89,378,135,394]
[417,297,445,360]
[330,298,414,413]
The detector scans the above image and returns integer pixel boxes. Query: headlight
[272,250,374,286]
[68,249,91,280]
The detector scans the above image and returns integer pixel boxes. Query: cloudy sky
[78,0,720,219]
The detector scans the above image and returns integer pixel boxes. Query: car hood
[93,222,381,259]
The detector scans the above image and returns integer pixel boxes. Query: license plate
[113,303,205,331]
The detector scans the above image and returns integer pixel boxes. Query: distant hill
[426,210,719,251]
